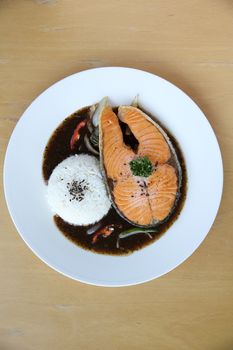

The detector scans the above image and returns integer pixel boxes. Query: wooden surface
[0,1,233,349]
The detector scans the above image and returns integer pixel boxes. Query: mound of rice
[47,154,111,226]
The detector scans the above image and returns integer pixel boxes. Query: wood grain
[0,1,232,349]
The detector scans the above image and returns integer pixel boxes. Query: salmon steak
[99,102,181,227]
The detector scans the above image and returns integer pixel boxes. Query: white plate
[4,67,223,287]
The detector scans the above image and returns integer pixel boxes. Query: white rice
[47,154,111,226]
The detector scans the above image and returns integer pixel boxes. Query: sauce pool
[43,106,187,255]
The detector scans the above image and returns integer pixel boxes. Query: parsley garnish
[130,156,153,177]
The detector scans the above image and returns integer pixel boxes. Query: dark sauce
[43,105,187,255]
[119,120,139,151]
[43,107,90,181]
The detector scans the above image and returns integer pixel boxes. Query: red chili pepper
[70,120,87,150]
[92,225,115,244]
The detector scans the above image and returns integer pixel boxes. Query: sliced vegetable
[84,134,99,155]
[89,104,97,120]
[90,129,99,148]
[86,222,101,235]
[92,97,109,127]
[87,120,94,133]
[92,224,115,244]
[116,228,156,248]
[70,120,87,150]
[131,94,139,107]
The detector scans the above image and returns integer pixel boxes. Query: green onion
[117,228,156,248]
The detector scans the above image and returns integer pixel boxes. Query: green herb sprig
[130,156,153,177]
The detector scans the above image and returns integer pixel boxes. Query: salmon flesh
[99,103,181,227]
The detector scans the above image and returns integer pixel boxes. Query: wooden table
[0,1,232,349]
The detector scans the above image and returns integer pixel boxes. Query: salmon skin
[99,101,181,227]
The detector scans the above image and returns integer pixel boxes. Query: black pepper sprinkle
[66,179,89,202]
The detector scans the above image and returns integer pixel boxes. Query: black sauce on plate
[43,106,187,255]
